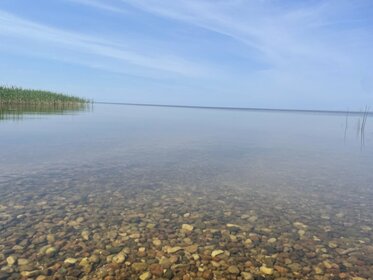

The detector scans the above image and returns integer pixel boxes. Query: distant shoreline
[95,101,371,116]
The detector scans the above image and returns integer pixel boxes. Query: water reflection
[0,103,91,121]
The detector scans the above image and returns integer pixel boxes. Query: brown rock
[202,270,213,279]
[149,263,163,277]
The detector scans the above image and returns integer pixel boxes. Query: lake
[0,104,372,279]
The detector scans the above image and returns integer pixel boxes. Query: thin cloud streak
[65,0,129,14]
[0,10,210,77]
[119,0,369,67]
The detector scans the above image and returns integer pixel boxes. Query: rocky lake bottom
[0,161,372,280]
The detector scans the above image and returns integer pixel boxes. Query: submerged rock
[211,250,224,258]
[181,224,194,232]
[260,265,273,275]
[139,272,151,280]
[6,256,17,266]
[227,265,240,274]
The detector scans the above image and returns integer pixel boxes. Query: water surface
[0,104,372,279]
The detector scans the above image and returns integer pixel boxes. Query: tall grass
[0,86,89,104]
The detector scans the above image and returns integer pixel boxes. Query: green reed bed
[0,86,89,104]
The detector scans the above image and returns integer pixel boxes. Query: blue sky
[0,0,372,110]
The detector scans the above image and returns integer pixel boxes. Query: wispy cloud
[0,10,210,78]
[119,0,371,67]
[65,0,129,14]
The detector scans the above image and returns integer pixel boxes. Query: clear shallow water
[0,104,372,280]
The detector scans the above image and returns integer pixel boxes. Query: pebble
[181,224,194,232]
[244,239,253,245]
[167,246,183,254]
[139,272,151,280]
[260,265,273,275]
[149,264,163,277]
[185,244,198,253]
[64,258,78,265]
[45,247,57,257]
[6,256,16,266]
[227,265,240,274]
[112,253,126,264]
[81,230,90,240]
[202,270,213,279]
[20,270,40,277]
[241,272,253,280]
[211,250,224,258]
[17,258,29,265]
[132,262,147,271]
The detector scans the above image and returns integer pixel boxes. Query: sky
[0,0,372,110]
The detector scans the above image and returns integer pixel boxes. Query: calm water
[0,104,372,280]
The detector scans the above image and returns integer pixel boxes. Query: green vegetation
[0,86,89,104]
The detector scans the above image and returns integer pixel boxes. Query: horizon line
[94,101,371,116]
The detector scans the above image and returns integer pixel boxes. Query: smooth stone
[129,233,140,239]
[20,270,40,277]
[64,258,78,265]
[211,250,224,258]
[181,224,194,232]
[19,264,35,272]
[313,266,324,275]
[167,247,183,254]
[45,247,57,257]
[268,238,277,243]
[202,270,213,279]
[149,264,163,277]
[298,230,306,237]
[112,253,126,264]
[18,258,29,266]
[244,239,253,245]
[153,239,162,247]
[328,242,338,248]
[241,272,253,280]
[132,262,147,271]
[227,265,240,274]
[192,254,199,260]
[260,265,273,275]
[226,224,240,228]
[81,230,90,241]
[293,222,307,229]
[46,234,55,243]
[323,260,333,269]
[159,258,172,269]
[185,244,198,253]
[6,256,17,266]
[139,272,151,280]
[79,257,90,266]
